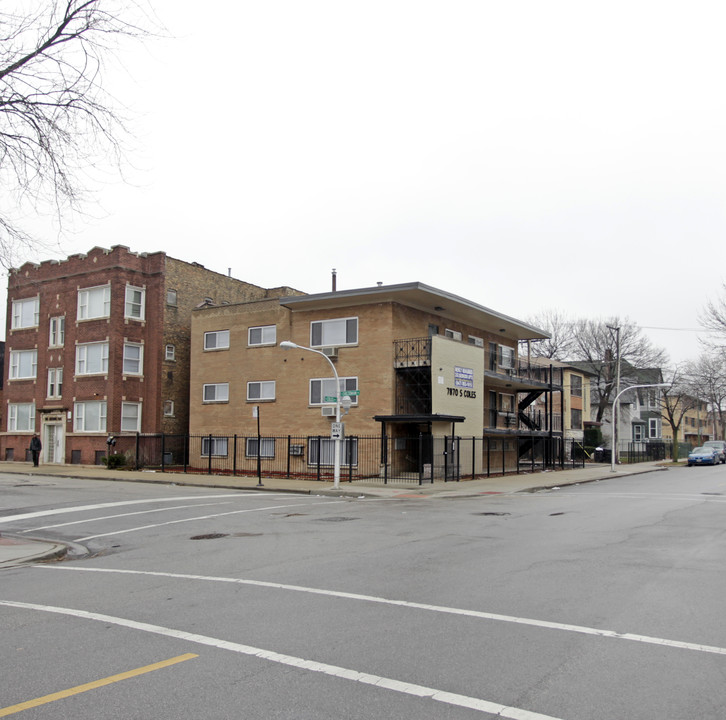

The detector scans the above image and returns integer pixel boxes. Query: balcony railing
[394,337,432,368]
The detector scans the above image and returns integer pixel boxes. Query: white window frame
[247,381,276,401]
[246,437,276,458]
[121,402,142,432]
[124,285,146,321]
[307,437,358,466]
[202,436,228,457]
[445,329,463,341]
[309,377,358,406]
[49,316,65,347]
[77,285,111,320]
[649,418,660,439]
[166,289,177,306]
[9,349,37,379]
[310,317,358,348]
[8,403,35,432]
[468,335,484,347]
[633,424,644,442]
[203,383,229,403]
[75,342,109,375]
[163,400,175,417]
[248,325,277,346]
[204,330,230,350]
[498,345,515,370]
[74,401,107,433]
[11,297,39,329]
[47,367,63,399]
[123,342,144,375]
[165,345,176,361]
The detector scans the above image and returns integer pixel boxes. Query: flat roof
[280,282,548,341]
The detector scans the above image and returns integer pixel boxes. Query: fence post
[316,436,321,482]
[287,436,291,478]
[418,433,423,486]
[383,435,388,485]
[233,435,237,476]
[456,436,461,481]
[471,436,476,479]
[486,437,490,477]
[135,432,140,470]
[183,433,188,473]
[208,434,213,475]
[161,433,166,473]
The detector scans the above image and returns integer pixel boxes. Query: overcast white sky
[10,0,726,363]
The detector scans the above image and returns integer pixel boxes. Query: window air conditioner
[321,406,336,417]
[321,347,338,358]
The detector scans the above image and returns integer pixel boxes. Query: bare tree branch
[0,0,153,268]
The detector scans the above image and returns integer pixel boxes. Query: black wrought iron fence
[108,433,586,485]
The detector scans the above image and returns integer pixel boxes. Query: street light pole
[280,340,342,489]
[610,383,668,473]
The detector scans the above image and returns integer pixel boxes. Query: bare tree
[701,284,726,343]
[661,366,701,462]
[567,317,668,424]
[685,350,726,440]
[0,0,151,267]
[526,309,576,360]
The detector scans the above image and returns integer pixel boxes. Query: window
[74,401,107,432]
[570,375,583,397]
[633,425,644,442]
[648,389,660,408]
[9,350,37,379]
[444,329,462,341]
[125,285,146,320]
[8,403,35,432]
[202,436,228,457]
[649,418,660,439]
[163,400,175,417]
[78,285,110,320]
[310,317,358,347]
[165,345,176,361]
[121,402,141,432]
[49,316,65,347]
[123,343,144,375]
[204,330,230,350]
[571,408,583,429]
[309,377,358,405]
[468,335,484,347]
[247,381,275,401]
[246,437,275,458]
[203,383,229,402]
[499,393,515,413]
[307,437,358,466]
[76,342,109,375]
[498,345,515,370]
[47,368,63,398]
[11,297,39,329]
[167,289,177,306]
[248,325,276,346]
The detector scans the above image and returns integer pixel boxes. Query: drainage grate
[190,533,228,540]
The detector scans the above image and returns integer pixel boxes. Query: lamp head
[280,341,299,350]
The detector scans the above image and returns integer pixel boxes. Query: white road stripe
[21,502,232,532]
[0,494,267,524]
[0,599,564,720]
[44,566,726,658]
[73,500,346,541]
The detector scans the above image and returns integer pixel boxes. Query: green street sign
[324,396,337,402]
[340,390,360,397]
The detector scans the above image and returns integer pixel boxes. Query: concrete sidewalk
[0,459,670,567]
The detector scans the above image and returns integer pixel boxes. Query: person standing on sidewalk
[29,435,42,467]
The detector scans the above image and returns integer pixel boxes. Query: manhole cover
[316,517,358,522]
[190,533,228,540]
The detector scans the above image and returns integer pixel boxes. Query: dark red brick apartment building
[3,245,296,465]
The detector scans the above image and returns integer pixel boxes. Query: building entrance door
[44,423,65,464]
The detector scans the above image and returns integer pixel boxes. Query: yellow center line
[0,653,198,717]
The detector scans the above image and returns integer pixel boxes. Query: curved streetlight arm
[280,340,342,488]
[610,383,668,473]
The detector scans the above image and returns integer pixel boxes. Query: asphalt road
[2,465,726,719]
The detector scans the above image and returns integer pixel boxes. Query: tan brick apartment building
[3,245,299,464]
[189,283,564,478]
